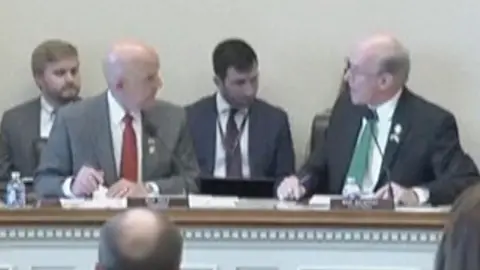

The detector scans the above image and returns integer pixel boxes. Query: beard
[45,84,80,105]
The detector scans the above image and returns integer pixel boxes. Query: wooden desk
[0,208,447,270]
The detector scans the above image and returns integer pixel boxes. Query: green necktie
[345,117,377,187]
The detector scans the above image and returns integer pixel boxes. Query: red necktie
[120,113,138,182]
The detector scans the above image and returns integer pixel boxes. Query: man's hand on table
[375,182,420,206]
[277,175,306,201]
[106,179,149,198]
[72,166,104,197]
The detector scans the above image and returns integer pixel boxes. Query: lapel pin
[389,123,402,144]
[148,138,155,145]
[148,138,156,154]
[394,124,402,136]
[389,134,400,144]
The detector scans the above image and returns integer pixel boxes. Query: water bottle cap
[11,171,20,178]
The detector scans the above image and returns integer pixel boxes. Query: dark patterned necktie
[225,108,243,178]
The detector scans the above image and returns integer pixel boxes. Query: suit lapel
[377,89,411,187]
[25,98,42,167]
[336,104,364,190]
[31,98,41,138]
[195,94,218,175]
[204,96,218,175]
[141,111,160,180]
[93,93,117,184]
[247,101,261,177]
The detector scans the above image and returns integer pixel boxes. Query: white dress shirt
[62,90,158,197]
[355,90,429,204]
[213,93,250,178]
[40,96,56,138]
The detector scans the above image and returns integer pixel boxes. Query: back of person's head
[435,183,480,270]
[97,208,183,270]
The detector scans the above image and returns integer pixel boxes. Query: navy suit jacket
[186,95,295,180]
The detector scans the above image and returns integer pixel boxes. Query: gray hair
[377,47,411,83]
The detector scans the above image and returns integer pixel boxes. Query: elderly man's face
[344,51,383,106]
[121,56,162,111]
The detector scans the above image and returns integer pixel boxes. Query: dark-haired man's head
[97,208,183,270]
[212,38,258,109]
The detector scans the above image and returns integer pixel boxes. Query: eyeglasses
[347,65,380,78]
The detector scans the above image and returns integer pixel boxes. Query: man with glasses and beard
[0,39,82,181]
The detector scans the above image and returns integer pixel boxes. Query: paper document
[396,206,451,213]
[188,194,238,208]
[92,185,108,199]
[60,185,126,209]
[309,195,333,205]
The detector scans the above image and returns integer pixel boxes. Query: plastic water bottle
[342,177,361,199]
[5,171,26,208]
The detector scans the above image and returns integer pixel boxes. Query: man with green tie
[277,33,480,206]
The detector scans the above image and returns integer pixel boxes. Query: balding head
[97,208,183,270]
[345,34,410,106]
[103,40,162,112]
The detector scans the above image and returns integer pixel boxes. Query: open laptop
[198,177,276,198]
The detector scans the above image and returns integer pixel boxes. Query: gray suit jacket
[34,92,200,198]
[0,98,42,181]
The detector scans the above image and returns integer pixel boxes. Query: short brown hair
[31,39,78,76]
[435,183,480,270]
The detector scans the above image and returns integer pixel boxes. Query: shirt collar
[40,96,55,116]
[107,90,141,125]
[368,89,402,121]
[215,92,248,115]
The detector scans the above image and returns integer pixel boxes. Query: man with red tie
[34,40,199,198]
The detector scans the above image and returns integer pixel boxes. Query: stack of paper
[60,185,126,209]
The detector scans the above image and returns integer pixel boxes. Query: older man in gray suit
[34,40,199,198]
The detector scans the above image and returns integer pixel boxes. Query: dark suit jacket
[0,98,42,181]
[298,88,480,205]
[186,94,295,180]
[34,92,200,198]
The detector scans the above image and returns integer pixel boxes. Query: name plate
[127,195,189,209]
[330,198,394,210]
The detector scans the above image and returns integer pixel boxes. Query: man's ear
[33,74,44,90]
[213,75,222,88]
[158,72,164,90]
[379,73,394,91]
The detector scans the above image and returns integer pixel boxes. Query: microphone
[364,108,395,203]
[143,119,193,207]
